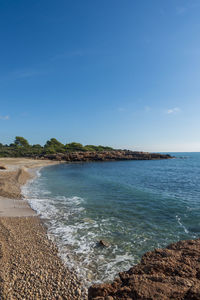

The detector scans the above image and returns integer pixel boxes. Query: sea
[22,152,200,285]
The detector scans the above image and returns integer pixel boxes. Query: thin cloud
[176,6,187,15]
[0,69,43,83]
[12,70,40,79]
[144,106,151,112]
[117,107,126,112]
[51,49,99,61]
[0,115,9,120]
[52,50,84,61]
[176,2,200,16]
[165,107,180,114]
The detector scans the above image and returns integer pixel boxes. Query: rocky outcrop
[88,239,200,300]
[40,150,172,162]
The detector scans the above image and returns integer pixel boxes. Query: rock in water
[88,238,200,299]
[98,240,109,247]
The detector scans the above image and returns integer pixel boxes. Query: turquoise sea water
[23,153,200,284]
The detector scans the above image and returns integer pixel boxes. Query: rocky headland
[40,150,172,162]
[88,238,200,300]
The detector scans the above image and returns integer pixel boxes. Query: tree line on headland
[0,136,114,157]
[0,136,172,161]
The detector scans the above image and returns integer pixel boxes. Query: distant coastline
[41,150,172,162]
[0,136,173,162]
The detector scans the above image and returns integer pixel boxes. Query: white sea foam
[22,168,167,286]
[21,173,136,285]
[176,215,189,234]
[20,155,200,286]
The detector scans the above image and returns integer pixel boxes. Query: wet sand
[0,158,87,299]
[0,197,35,217]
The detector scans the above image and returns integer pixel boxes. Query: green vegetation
[0,137,114,157]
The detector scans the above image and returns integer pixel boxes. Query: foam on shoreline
[0,158,87,299]
[0,158,62,216]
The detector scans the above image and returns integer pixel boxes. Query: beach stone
[76,288,82,295]
[87,271,93,280]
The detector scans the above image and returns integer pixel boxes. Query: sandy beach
[0,158,87,299]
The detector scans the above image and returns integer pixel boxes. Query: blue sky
[0,0,200,151]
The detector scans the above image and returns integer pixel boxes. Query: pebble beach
[0,158,87,299]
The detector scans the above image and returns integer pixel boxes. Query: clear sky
[0,0,200,152]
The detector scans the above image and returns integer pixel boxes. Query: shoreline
[0,158,62,216]
[0,158,87,299]
[1,157,199,299]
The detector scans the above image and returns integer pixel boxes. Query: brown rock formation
[41,150,172,162]
[88,239,200,300]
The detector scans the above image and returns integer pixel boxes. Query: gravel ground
[0,216,88,299]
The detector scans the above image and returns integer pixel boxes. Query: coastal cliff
[40,150,172,162]
[88,238,200,300]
